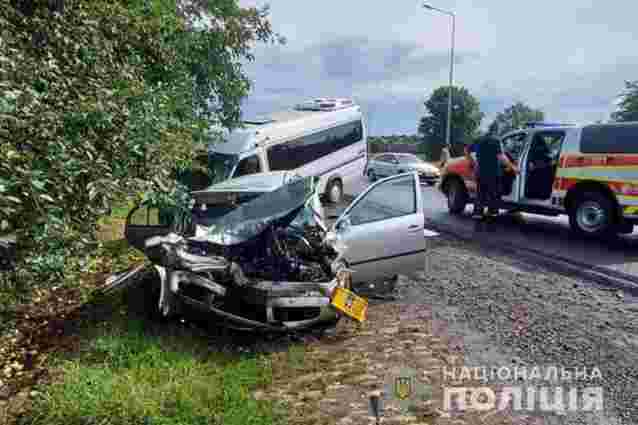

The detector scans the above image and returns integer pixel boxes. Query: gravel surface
[395,235,638,425]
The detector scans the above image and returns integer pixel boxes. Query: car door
[519,131,566,202]
[500,132,530,203]
[331,172,425,284]
[125,204,175,251]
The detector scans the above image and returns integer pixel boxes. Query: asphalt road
[345,175,638,285]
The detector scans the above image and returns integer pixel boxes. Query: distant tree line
[416,78,638,162]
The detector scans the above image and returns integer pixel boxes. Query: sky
[237,0,638,136]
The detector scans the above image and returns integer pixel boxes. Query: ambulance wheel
[446,179,468,215]
[569,191,614,238]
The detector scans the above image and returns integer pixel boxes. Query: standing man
[465,135,518,220]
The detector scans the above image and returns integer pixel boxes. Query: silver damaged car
[105,171,425,332]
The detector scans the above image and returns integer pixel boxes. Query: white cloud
[239,0,638,134]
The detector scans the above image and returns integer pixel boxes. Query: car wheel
[367,168,377,182]
[446,179,468,215]
[326,179,343,204]
[568,191,615,238]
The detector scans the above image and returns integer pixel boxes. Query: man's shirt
[468,138,505,178]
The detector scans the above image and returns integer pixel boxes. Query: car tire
[568,191,615,238]
[367,168,377,182]
[326,179,343,204]
[446,179,468,215]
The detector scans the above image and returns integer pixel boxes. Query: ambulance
[439,121,638,237]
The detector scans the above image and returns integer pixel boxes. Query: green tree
[489,102,544,136]
[0,0,280,284]
[417,86,484,159]
[611,81,638,122]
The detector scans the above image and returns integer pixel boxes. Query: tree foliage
[611,80,638,122]
[488,102,544,136]
[0,0,280,284]
[368,135,420,151]
[417,86,484,159]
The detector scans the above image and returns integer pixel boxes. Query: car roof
[194,171,296,194]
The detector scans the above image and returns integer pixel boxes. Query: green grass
[26,316,283,425]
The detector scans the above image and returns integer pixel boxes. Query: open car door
[332,172,425,284]
[125,204,174,251]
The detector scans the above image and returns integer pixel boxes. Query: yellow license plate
[331,287,368,322]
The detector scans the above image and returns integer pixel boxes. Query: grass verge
[23,314,282,425]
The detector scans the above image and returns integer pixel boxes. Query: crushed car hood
[190,175,316,245]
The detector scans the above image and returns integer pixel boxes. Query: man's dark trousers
[475,174,500,217]
[473,136,502,218]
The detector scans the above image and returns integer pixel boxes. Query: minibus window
[208,152,239,184]
[233,155,261,177]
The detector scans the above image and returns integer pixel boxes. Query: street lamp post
[423,3,455,153]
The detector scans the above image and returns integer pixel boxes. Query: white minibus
[205,98,368,203]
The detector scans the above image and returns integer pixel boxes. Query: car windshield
[191,176,316,245]
[208,152,239,185]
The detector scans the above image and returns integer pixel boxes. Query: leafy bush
[0,0,280,289]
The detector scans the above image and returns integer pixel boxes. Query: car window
[347,175,416,226]
[233,155,261,177]
[268,120,363,171]
[532,131,565,160]
[501,133,528,162]
[581,124,638,154]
